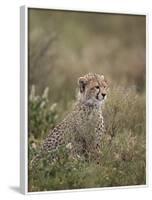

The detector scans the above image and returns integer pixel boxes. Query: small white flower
[42,87,49,98]
[40,101,45,108]
[50,103,57,111]
[66,143,72,149]
[29,85,35,101]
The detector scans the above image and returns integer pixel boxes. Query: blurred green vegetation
[28,9,146,192]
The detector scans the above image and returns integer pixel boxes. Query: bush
[28,86,146,192]
[28,85,59,139]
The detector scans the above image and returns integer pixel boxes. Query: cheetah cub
[31,73,109,166]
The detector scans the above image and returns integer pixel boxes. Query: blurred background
[28,9,146,108]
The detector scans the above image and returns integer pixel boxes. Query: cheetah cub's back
[31,73,109,166]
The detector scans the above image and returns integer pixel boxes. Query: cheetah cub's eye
[95,86,100,89]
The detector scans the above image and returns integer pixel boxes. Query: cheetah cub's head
[78,73,109,107]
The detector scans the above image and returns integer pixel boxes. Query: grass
[28,86,146,192]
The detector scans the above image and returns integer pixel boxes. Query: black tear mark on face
[81,83,85,93]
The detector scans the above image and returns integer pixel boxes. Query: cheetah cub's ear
[100,75,104,80]
[78,77,87,93]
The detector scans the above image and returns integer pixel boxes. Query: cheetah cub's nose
[102,93,106,98]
